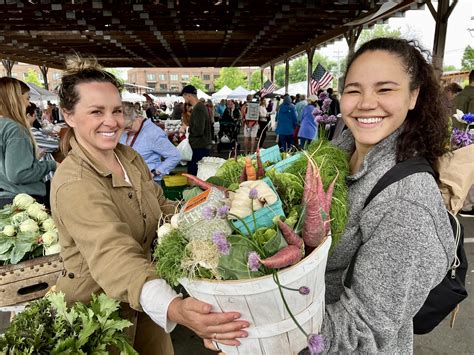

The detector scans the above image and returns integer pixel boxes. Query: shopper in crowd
[120,102,180,182]
[297,94,319,147]
[241,94,258,154]
[26,102,59,153]
[257,97,269,148]
[181,84,212,175]
[51,58,247,355]
[294,94,308,146]
[41,102,54,123]
[275,95,297,151]
[215,99,226,119]
[0,77,57,208]
[455,70,474,114]
[301,38,455,354]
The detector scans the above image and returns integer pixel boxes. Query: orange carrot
[245,157,257,181]
[260,245,303,269]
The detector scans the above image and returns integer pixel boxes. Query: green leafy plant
[0,292,137,354]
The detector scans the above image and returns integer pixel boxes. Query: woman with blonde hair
[51,56,248,354]
[0,77,57,208]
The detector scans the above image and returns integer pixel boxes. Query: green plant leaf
[262,228,288,256]
[0,236,14,254]
[218,236,264,280]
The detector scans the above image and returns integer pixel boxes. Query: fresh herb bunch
[154,229,189,286]
[0,292,137,354]
[284,139,349,251]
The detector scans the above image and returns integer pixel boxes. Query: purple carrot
[260,245,303,269]
[324,173,339,213]
[277,219,303,249]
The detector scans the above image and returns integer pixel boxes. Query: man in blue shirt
[120,102,181,181]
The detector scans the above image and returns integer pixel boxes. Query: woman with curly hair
[305,38,456,353]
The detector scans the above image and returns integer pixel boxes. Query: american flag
[310,63,333,95]
[259,80,277,97]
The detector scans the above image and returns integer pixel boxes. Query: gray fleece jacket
[320,129,455,354]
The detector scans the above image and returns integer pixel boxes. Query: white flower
[41,218,56,231]
[453,109,465,124]
[12,193,36,210]
[19,218,39,233]
[27,203,48,222]
[11,211,29,226]
[2,225,16,237]
[41,230,58,247]
[44,243,61,255]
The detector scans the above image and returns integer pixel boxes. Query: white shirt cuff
[139,279,182,333]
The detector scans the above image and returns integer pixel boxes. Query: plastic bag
[176,138,193,162]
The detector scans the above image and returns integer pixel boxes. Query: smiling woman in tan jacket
[50,57,248,354]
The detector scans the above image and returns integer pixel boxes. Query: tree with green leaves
[461,45,473,71]
[289,57,307,83]
[24,69,42,87]
[250,70,266,91]
[189,76,206,91]
[274,65,285,87]
[213,67,248,90]
[443,65,458,72]
[357,24,401,48]
[105,68,125,86]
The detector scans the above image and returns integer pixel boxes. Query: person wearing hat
[297,94,319,147]
[181,84,212,175]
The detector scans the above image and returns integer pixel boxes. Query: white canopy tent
[121,90,146,102]
[26,83,58,106]
[211,85,232,101]
[197,89,211,100]
[274,81,308,96]
[227,86,251,101]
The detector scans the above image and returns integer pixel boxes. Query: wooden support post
[39,64,49,90]
[270,64,275,82]
[306,47,315,96]
[426,0,458,78]
[260,68,264,88]
[284,58,289,95]
[1,59,15,77]
[344,26,362,60]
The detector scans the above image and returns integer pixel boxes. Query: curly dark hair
[345,38,450,170]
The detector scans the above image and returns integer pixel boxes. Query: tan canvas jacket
[51,137,177,311]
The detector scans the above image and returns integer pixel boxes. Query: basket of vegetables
[0,194,62,306]
[154,141,349,355]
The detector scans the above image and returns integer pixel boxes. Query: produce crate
[0,254,62,307]
[254,145,282,165]
[265,152,303,173]
[163,174,188,187]
[231,178,285,235]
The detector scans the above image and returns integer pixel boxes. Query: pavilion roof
[0,0,422,69]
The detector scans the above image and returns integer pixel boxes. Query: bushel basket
[180,236,331,355]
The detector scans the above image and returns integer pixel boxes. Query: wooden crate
[0,254,62,307]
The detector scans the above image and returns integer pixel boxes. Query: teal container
[231,178,285,235]
[251,145,282,165]
[265,152,303,173]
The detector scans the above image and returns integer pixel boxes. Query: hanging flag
[259,79,277,97]
[310,63,333,95]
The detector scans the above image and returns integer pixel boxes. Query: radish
[277,219,303,249]
[260,245,303,269]
[182,173,228,194]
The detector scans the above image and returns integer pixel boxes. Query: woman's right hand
[167,297,249,346]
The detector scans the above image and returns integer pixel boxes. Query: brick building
[0,62,63,91]
[127,67,271,94]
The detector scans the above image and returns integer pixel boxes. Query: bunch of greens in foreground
[0,292,137,355]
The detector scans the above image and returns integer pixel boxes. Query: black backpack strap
[344,156,435,289]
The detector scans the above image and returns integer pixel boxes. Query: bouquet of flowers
[154,142,349,354]
[451,110,474,150]
[0,193,60,265]
[312,91,337,139]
